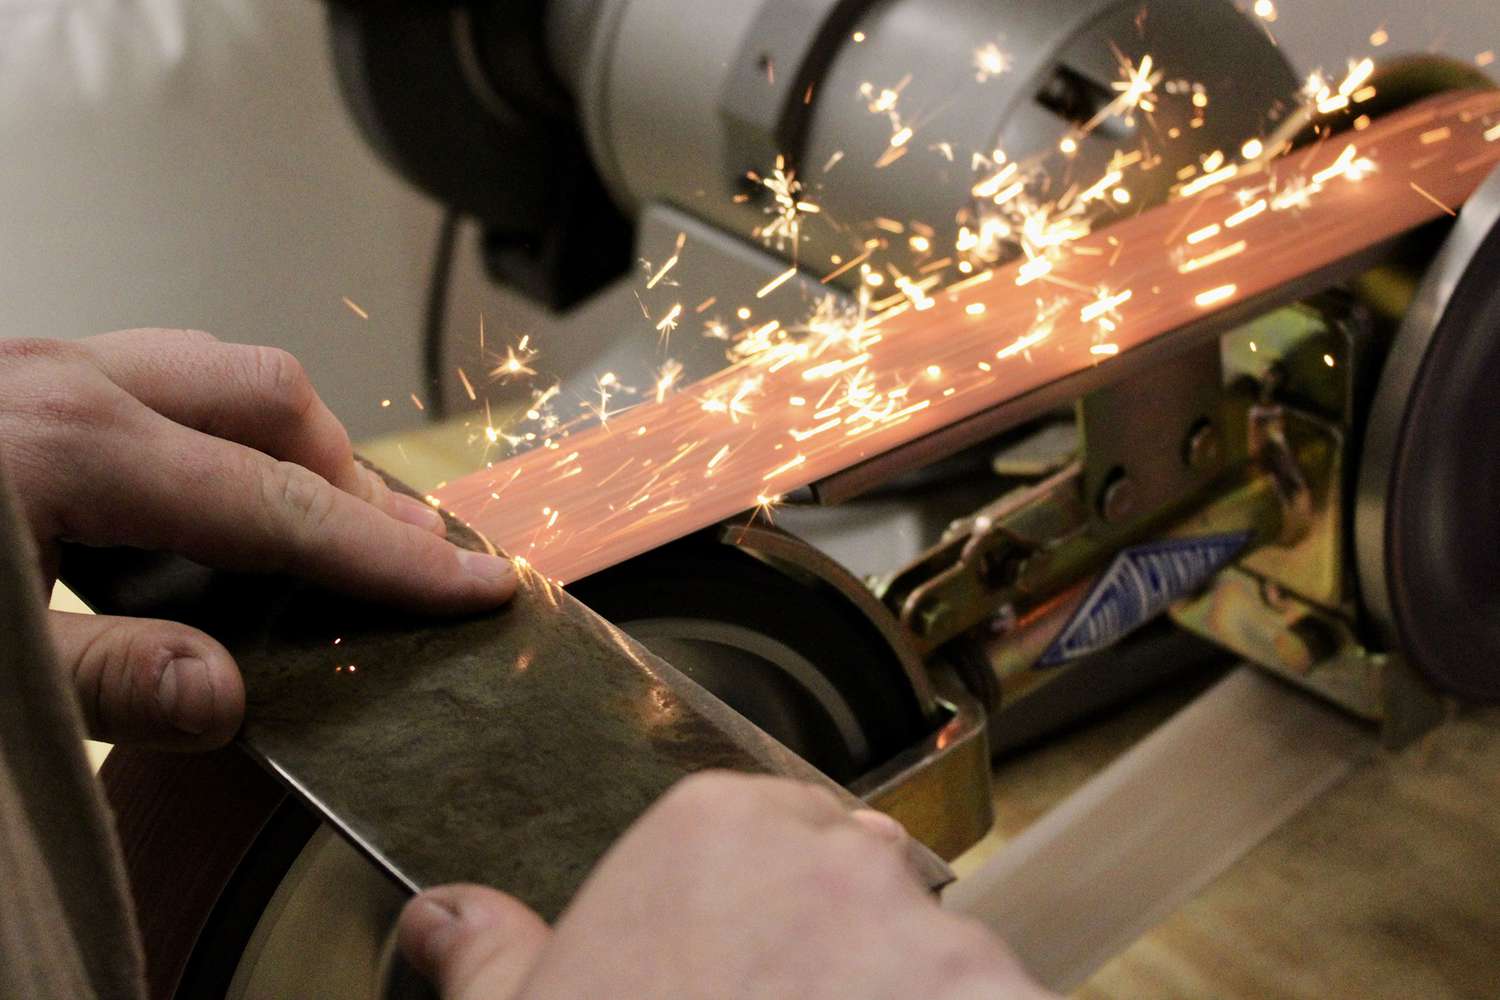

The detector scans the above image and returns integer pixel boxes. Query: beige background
[0,0,499,441]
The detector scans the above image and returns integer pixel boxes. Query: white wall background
[1265,2,1498,77]
[0,1,1495,443]
[0,0,494,440]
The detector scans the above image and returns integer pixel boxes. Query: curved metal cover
[1356,164,1500,700]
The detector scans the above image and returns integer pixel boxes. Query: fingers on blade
[84,330,428,525]
[70,414,512,613]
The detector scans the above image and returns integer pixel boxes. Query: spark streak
[456,368,477,401]
[492,338,538,382]
[1180,165,1238,197]
[1225,199,1267,228]
[997,328,1050,359]
[1080,289,1133,324]
[757,266,799,298]
[655,304,683,338]
[1179,240,1248,273]
[646,236,685,289]
[1409,181,1457,217]
[762,454,807,481]
[1194,284,1238,308]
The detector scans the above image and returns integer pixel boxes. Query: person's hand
[0,331,516,749]
[398,772,1054,999]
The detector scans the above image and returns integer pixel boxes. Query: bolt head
[1099,475,1137,524]
[1186,423,1222,472]
[979,547,1026,588]
[914,598,948,636]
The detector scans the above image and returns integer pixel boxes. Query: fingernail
[391,494,447,535]
[157,657,210,735]
[404,895,463,975]
[416,894,462,923]
[457,549,515,586]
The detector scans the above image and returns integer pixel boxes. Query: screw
[1098,471,1137,524]
[1286,616,1341,673]
[987,605,1017,636]
[913,598,948,637]
[1260,579,1286,610]
[979,547,1026,588]
[1185,421,1221,473]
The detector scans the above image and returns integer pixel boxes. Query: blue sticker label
[1038,532,1251,667]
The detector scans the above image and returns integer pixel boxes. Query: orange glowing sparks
[973,40,1011,82]
[645,234,686,289]
[1409,181,1458,217]
[1180,164,1238,197]
[655,303,684,337]
[1225,199,1268,228]
[1015,257,1053,286]
[1194,284,1238,308]
[456,367,478,402]
[1080,288,1133,325]
[411,88,1500,589]
[1100,52,1160,127]
[1311,144,1374,185]
[1307,59,1377,117]
[762,453,807,481]
[996,326,1052,361]
[1179,240,1249,274]
[654,359,685,403]
[491,337,538,383]
[757,266,799,298]
[750,156,819,253]
[1186,223,1222,245]
[591,372,621,424]
[972,161,1019,199]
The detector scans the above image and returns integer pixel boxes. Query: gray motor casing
[549,0,1299,281]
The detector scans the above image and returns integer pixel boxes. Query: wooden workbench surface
[972,673,1500,999]
[365,424,1500,999]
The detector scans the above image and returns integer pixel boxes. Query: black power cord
[421,208,461,421]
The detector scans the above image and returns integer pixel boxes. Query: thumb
[48,610,244,750]
[399,885,551,1000]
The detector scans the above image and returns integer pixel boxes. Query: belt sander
[62,0,1500,995]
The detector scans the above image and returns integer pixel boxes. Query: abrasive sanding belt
[437,91,1500,585]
